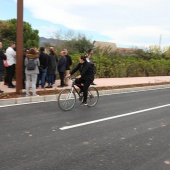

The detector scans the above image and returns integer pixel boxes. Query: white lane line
[60,103,170,130]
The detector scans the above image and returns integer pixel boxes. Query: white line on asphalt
[60,103,170,130]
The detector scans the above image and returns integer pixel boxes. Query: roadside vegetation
[1,19,170,99]
[1,18,170,78]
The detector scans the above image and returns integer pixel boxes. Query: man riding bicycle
[67,56,94,106]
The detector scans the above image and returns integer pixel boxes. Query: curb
[0,84,170,107]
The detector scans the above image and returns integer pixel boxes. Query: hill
[39,37,65,46]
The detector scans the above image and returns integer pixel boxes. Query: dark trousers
[6,64,15,86]
[4,67,8,83]
[0,71,3,81]
[22,71,26,88]
[59,72,65,86]
[75,78,93,102]
[53,74,57,84]
[47,74,54,85]
[0,71,3,90]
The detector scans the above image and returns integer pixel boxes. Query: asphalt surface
[1,88,170,170]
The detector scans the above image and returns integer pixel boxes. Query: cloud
[102,26,170,46]
[22,0,170,47]
[38,25,59,38]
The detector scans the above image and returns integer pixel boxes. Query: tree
[51,29,93,54]
[66,34,94,53]
[163,46,170,59]
[0,19,39,49]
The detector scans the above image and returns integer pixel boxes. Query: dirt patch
[0,82,170,99]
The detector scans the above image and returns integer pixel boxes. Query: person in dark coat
[49,47,58,84]
[46,49,57,88]
[68,56,94,106]
[63,49,72,85]
[57,51,66,87]
[0,42,7,93]
[36,47,48,88]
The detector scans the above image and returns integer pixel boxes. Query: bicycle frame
[69,78,83,98]
[58,77,99,111]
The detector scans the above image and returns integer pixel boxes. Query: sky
[1,0,170,49]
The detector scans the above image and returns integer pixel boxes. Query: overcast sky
[1,0,170,48]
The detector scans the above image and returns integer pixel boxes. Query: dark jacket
[70,61,94,81]
[47,54,57,74]
[49,51,58,64]
[39,52,48,69]
[0,49,7,72]
[65,54,72,70]
[57,56,66,72]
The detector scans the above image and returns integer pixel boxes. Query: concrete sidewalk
[0,76,170,106]
[1,76,170,93]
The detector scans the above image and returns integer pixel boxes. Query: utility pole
[16,0,23,93]
[158,34,170,54]
[159,34,162,53]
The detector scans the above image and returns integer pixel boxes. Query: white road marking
[60,103,170,130]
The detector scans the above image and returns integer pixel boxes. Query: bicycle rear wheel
[58,89,76,111]
[87,87,99,107]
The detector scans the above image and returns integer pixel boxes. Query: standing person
[68,56,94,106]
[49,46,58,84]
[0,42,7,93]
[25,48,40,96]
[36,47,48,88]
[22,48,27,89]
[46,48,57,88]
[57,51,66,88]
[5,42,16,88]
[86,49,96,85]
[63,49,72,86]
[86,48,93,63]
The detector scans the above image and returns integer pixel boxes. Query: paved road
[1,88,170,170]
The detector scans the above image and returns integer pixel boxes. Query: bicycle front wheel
[87,87,99,107]
[58,89,76,111]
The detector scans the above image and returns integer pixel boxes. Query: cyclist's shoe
[81,102,87,106]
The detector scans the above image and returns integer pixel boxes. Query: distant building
[93,41,142,55]
[93,41,117,52]
[117,47,143,55]
[117,47,136,54]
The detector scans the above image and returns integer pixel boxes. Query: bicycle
[58,77,99,111]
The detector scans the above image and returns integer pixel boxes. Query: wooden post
[16,0,23,93]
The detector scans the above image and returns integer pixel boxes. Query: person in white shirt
[5,42,16,88]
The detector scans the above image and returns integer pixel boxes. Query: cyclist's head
[80,56,86,63]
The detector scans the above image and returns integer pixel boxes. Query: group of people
[0,42,96,105]
[24,47,72,96]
